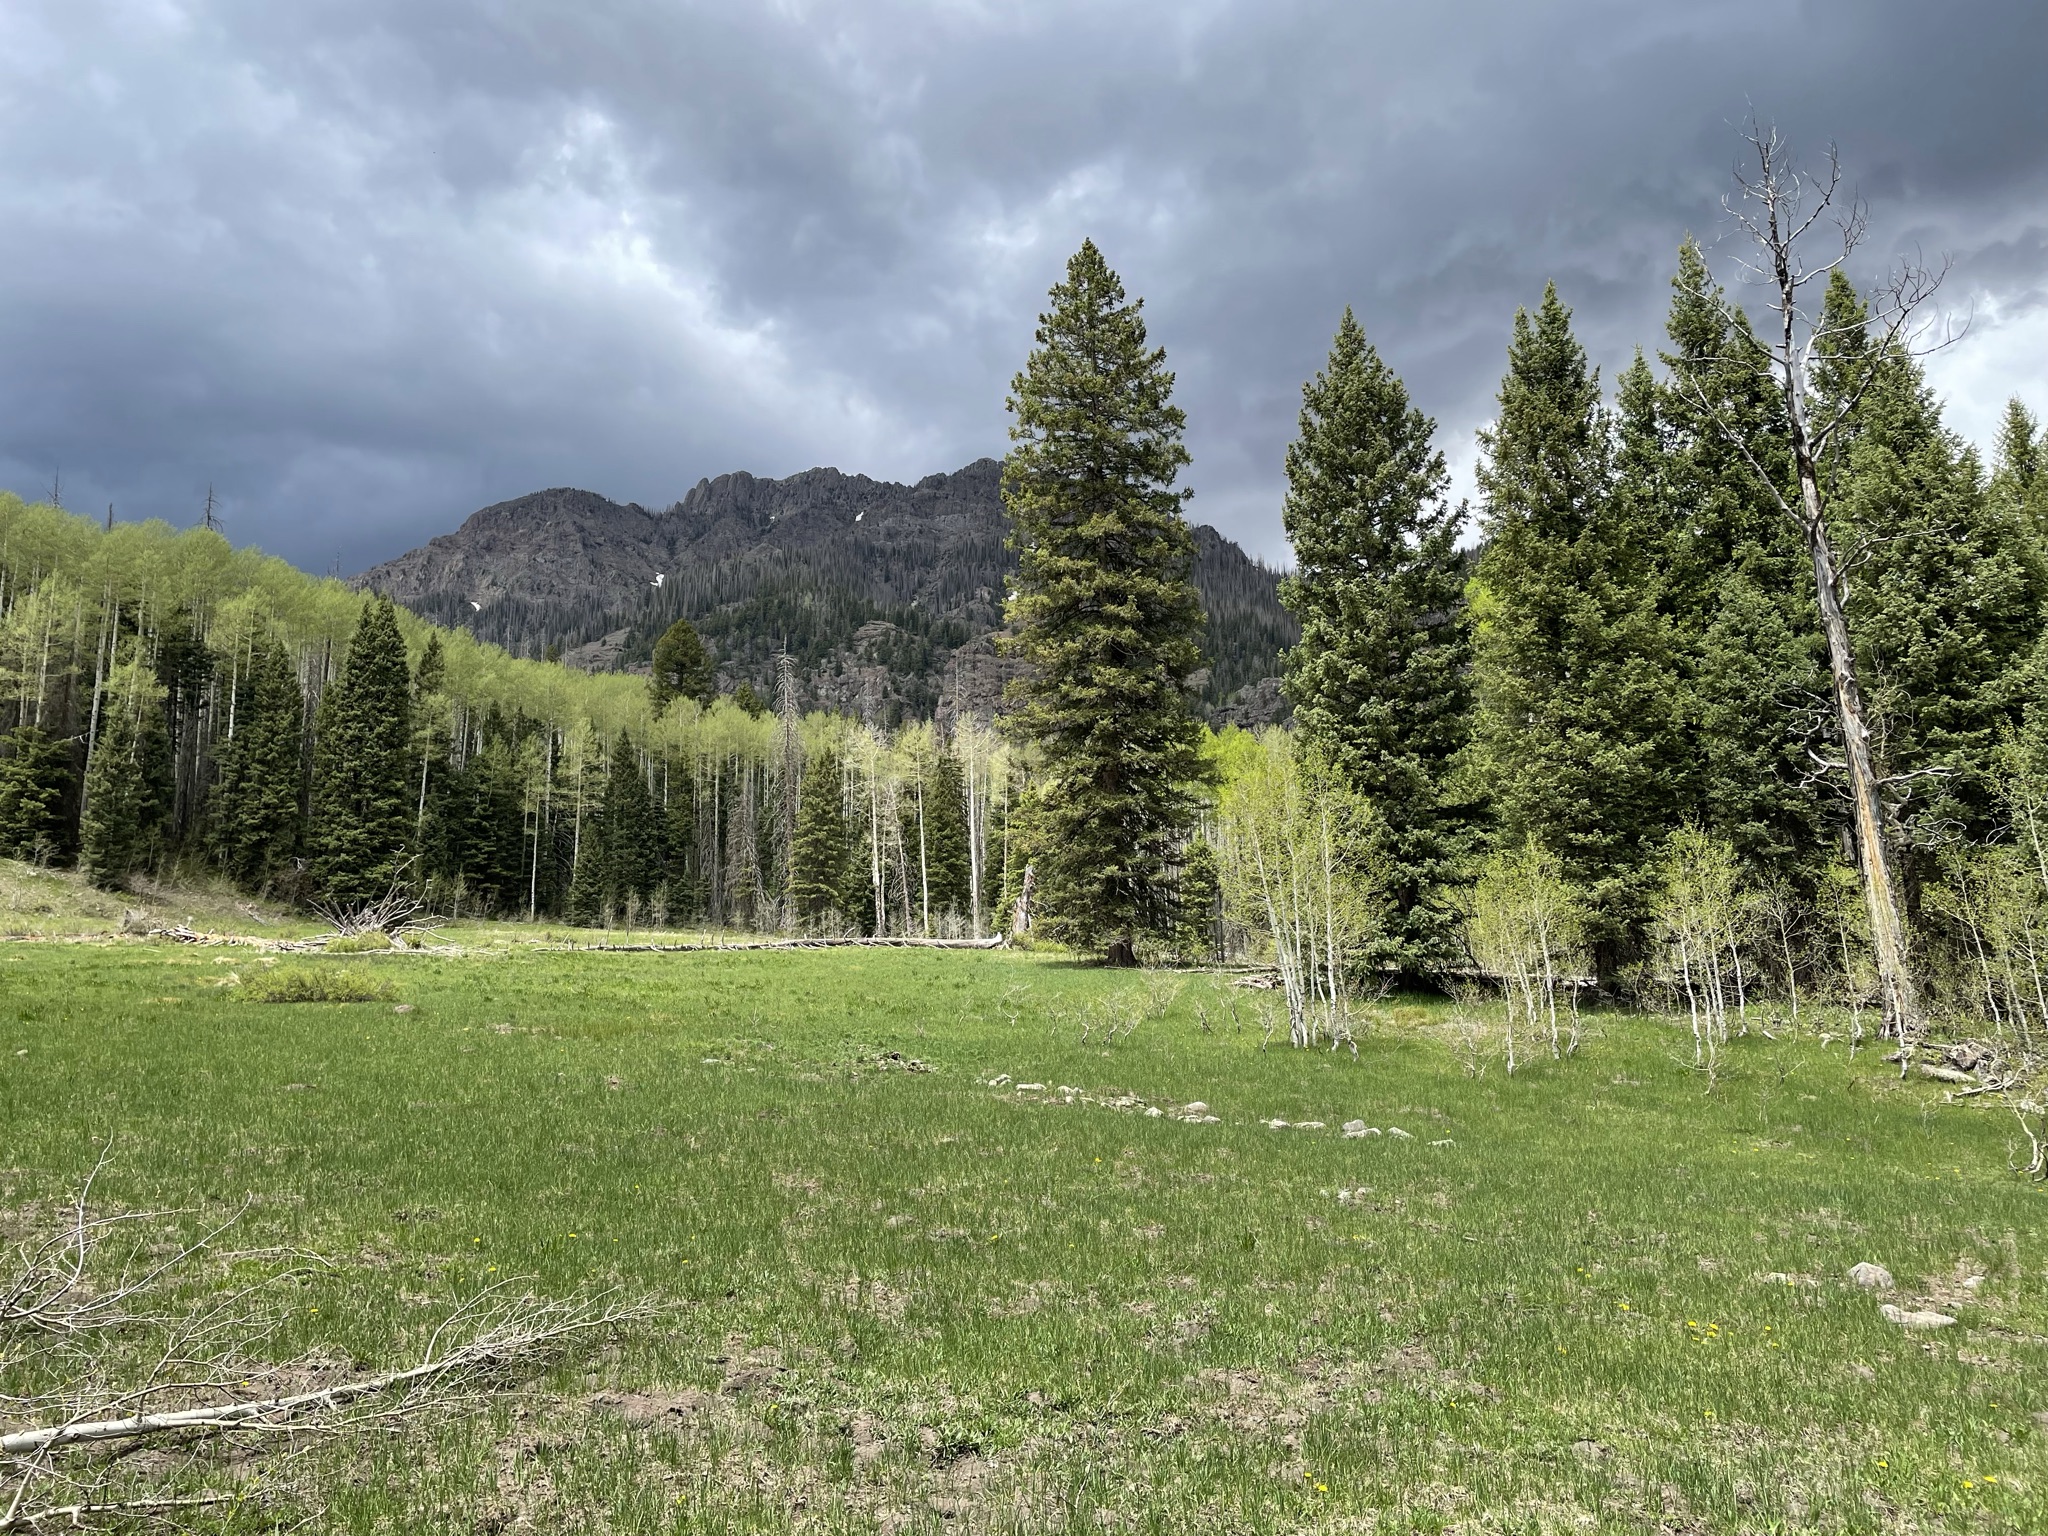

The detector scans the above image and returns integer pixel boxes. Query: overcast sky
[2,0,2043,573]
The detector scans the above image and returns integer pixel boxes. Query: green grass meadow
[2,936,2043,1532]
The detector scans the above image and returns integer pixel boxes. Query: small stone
[1264,1119,1290,1129]
[392,1003,415,1014]
[1341,1119,1367,1134]
[1293,1120,1326,1131]
[1145,1106,1162,1118]
[1182,1102,1209,1115]
[1386,1127,1414,1141]
[1880,1303,1957,1330]
[1963,1275,1985,1291]
[1344,1125,1381,1139]
[1017,1083,1045,1092]
[988,1074,1012,1086]
[1847,1262,1893,1291]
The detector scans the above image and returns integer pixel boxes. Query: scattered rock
[1880,1303,1957,1330]
[1386,1127,1414,1141]
[1343,1123,1381,1139]
[1848,1262,1894,1291]
[1264,1119,1290,1130]
[1182,1102,1209,1115]
[1964,1275,1986,1291]
[1430,1138,1456,1148]
[987,1074,1012,1086]
[392,1003,415,1014]
[1293,1121,1327,1131]
[1920,1064,1976,1084]
[1017,1083,1045,1092]
[1145,1106,1163,1118]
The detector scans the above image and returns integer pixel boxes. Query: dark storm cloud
[1,0,2043,571]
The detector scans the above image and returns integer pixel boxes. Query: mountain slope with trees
[357,459,1295,726]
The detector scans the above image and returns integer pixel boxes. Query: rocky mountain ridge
[358,459,1295,726]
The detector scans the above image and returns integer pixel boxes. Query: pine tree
[0,726,75,865]
[208,638,305,888]
[1990,397,2044,537]
[1471,285,1682,968]
[601,736,661,917]
[789,749,851,929]
[80,663,160,890]
[902,744,971,928]
[307,597,415,907]
[1654,243,1829,888]
[1278,308,1474,972]
[650,619,715,712]
[1001,239,1212,964]
[1812,273,2048,850]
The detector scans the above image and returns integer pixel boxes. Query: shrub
[241,966,397,1004]
[325,931,395,953]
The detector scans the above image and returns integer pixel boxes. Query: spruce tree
[0,727,75,865]
[1654,243,1829,887]
[208,638,305,888]
[789,749,851,929]
[1001,239,1211,964]
[1471,285,1682,967]
[307,597,415,907]
[80,664,160,890]
[1812,273,2048,848]
[601,737,661,917]
[1990,397,2044,537]
[916,747,971,924]
[650,619,715,712]
[1278,308,1474,972]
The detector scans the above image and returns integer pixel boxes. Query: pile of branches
[2,1155,654,1529]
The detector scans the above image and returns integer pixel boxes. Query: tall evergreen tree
[1654,242,1829,888]
[1804,275,2048,853]
[1990,397,2044,537]
[1001,239,1212,964]
[1471,285,1683,968]
[80,664,160,890]
[1278,308,1474,971]
[650,619,715,712]
[208,638,305,888]
[601,736,662,917]
[0,727,75,865]
[789,749,851,929]
[307,597,414,907]
[908,746,971,926]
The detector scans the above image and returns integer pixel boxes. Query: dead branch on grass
[3,1169,659,1529]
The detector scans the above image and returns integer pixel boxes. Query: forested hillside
[356,458,1295,724]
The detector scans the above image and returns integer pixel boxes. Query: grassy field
[1,929,2043,1533]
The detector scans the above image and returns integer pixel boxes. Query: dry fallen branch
[4,1169,661,1530]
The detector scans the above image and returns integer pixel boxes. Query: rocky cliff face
[357,459,1294,726]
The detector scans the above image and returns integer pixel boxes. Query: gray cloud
[1,0,2042,570]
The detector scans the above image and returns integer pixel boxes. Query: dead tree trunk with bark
[1688,125,1953,1048]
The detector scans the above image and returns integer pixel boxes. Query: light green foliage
[1214,728,1383,1046]
[1649,827,1756,1065]
[1002,240,1211,962]
[308,597,415,907]
[0,941,2040,1531]
[1465,837,1590,1069]
[1472,286,1682,971]
[1279,309,1474,973]
[239,962,398,1003]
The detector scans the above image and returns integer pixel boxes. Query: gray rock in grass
[1880,1303,1957,1330]
[1847,1262,1894,1291]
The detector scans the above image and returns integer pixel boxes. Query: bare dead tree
[1684,124,1959,1049]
